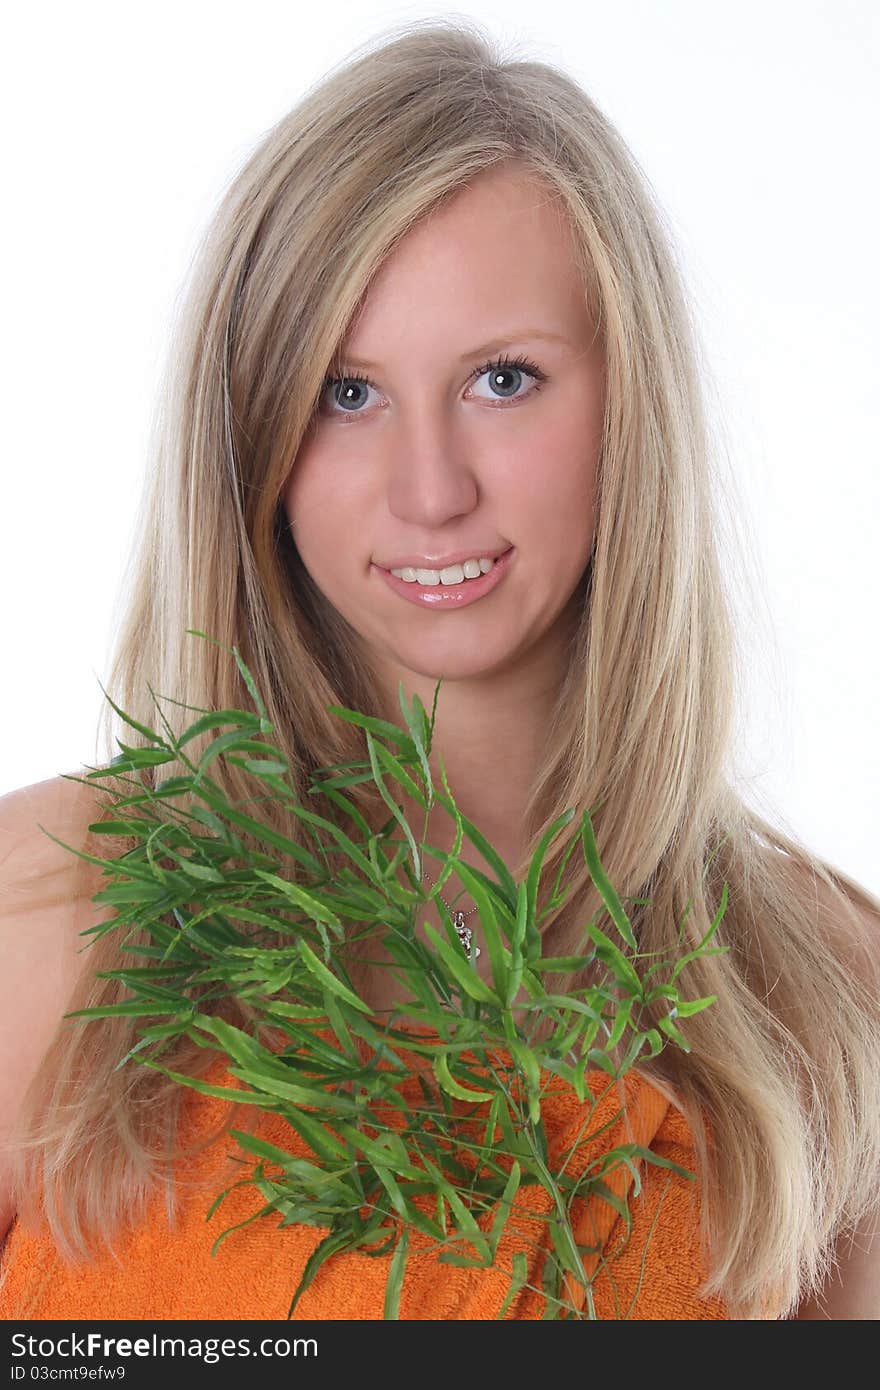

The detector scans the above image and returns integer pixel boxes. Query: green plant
[47,630,729,1319]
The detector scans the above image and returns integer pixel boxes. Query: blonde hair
[5,18,879,1319]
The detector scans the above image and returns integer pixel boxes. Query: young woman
[1,19,878,1321]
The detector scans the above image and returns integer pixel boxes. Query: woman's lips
[372,546,515,609]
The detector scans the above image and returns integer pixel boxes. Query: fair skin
[1,169,875,1315]
[282,163,604,1012]
[279,164,880,1315]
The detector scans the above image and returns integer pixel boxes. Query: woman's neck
[368,584,578,839]
[349,605,580,1020]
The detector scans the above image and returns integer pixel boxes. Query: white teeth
[390,555,497,585]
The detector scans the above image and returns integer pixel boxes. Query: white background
[1,1,877,895]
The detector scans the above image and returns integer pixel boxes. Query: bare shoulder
[1,770,111,880]
[0,772,116,1240]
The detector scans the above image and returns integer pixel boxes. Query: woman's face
[282,164,605,691]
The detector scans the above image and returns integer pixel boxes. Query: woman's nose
[383,408,480,527]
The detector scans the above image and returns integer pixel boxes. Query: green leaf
[670,883,729,982]
[370,739,428,810]
[579,809,638,950]
[642,982,679,1006]
[189,1011,284,1073]
[323,991,359,1062]
[231,644,270,724]
[512,879,529,954]
[226,1129,301,1172]
[508,1037,541,1098]
[519,994,600,1020]
[606,995,636,1049]
[135,1059,281,1107]
[87,818,161,836]
[298,941,372,1014]
[530,955,596,972]
[657,1013,692,1052]
[436,1250,489,1269]
[625,1145,697,1183]
[442,1185,491,1264]
[586,1048,618,1080]
[428,798,518,909]
[451,862,510,1000]
[281,1104,352,1165]
[433,1050,495,1103]
[422,684,440,746]
[487,1160,521,1258]
[372,1165,409,1223]
[103,750,175,772]
[613,1031,651,1074]
[287,1228,355,1320]
[289,804,377,882]
[525,808,576,951]
[170,857,227,884]
[208,1200,279,1258]
[193,732,279,775]
[384,1227,409,1320]
[365,730,420,878]
[323,704,416,756]
[91,679,169,748]
[225,1063,362,1116]
[506,943,523,1011]
[398,682,432,790]
[549,1215,588,1282]
[584,1176,632,1227]
[251,870,342,929]
[584,921,642,996]
[496,1250,528,1319]
[188,791,323,876]
[422,923,503,1006]
[240,759,290,777]
[672,994,717,1018]
[65,1002,192,1020]
[177,710,263,747]
[187,807,242,845]
[312,784,373,842]
[334,1126,424,1182]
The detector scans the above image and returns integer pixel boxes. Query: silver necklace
[422,869,481,959]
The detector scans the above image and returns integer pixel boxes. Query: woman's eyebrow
[332,328,576,373]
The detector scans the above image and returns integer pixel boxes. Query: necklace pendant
[453,909,481,960]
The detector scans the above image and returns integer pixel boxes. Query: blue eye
[319,352,547,420]
[322,372,378,415]
[469,354,546,403]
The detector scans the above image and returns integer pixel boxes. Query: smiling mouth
[386,553,509,587]
[372,546,516,608]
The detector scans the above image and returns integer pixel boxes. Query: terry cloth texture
[0,1036,730,1320]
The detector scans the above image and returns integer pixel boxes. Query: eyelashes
[319,351,547,421]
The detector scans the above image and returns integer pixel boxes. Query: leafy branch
[47,630,729,1319]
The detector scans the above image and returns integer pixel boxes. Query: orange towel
[0,1034,728,1320]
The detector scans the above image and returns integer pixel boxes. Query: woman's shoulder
[1,771,107,877]
[0,768,116,1036]
[0,773,114,1239]
[0,770,122,944]
[0,767,114,970]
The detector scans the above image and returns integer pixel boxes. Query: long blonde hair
[6,17,879,1319]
